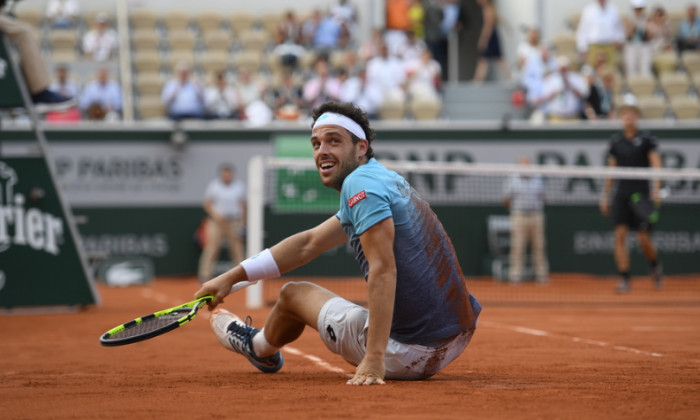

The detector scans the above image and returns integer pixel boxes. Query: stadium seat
[231,50,262,73]
[410,96,442,120]
[379,92,406,120]
[681,51,700,74]
[49,30,78,49]
[15,8,43,27]
[167,30,197,52]
[196,11,222,34]
[652,52,679,75]
[166,51,196,69]
[84,10,108,28]
[49,49,78,63]
[637,95,668,119]
[131,30,160,51]
[259,13,283,36]
[692,72,700,90]
[130,9,159,29]
[238,29,269,51]
[669,95,700,119]
[134,72,164,96]
[668,10,686,36]
[659,72,690,97]
[552,32,577,56]
[163,11,190,32]
[197,51,229,74]
[132,52,162,73]
[228,12,256,35]
[136,95,166,119]
[203,30,231,53]
[567,12,582,31]
[626,74,657,97]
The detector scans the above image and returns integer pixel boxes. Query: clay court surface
[2,276,699,420]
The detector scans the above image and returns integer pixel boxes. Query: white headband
[312,112,367,140]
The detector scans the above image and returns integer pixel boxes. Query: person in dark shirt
[599,95,663,293]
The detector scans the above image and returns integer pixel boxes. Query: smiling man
[195,101,481,385]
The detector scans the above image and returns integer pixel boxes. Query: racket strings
[110,308,191,339]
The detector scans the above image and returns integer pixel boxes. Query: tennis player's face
[311,125,366,191]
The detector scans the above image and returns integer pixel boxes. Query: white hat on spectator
[96,12,109,23]
[619,93,641,113]
[556,55,571,69]
[630,0,646,8]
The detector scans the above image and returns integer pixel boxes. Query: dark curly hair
[310,102,375,160]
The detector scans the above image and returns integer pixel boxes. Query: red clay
[1,277,699,420]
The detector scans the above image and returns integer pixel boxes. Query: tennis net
[246,157,700,307]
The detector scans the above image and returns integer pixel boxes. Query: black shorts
[611,192,651,231]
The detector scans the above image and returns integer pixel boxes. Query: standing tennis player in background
[600,95,663,293]
[195,101,481,385]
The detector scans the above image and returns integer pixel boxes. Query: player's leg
[222,219,245,265]
[531,212,549,283]
[508,212,526,283]
[613,224,631,292]
[637,230,663,289]
[197,219,223,282]
[259,281,338,352]
[0,15,50,94]
[209,281,337,373]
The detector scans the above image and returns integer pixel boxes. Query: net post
[245,155,265,308]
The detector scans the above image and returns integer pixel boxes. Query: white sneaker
[210,309,284,373]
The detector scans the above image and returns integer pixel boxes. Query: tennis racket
[99,280,256,347]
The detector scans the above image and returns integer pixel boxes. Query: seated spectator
[301,9,322,47]
[366,43,407,101]
[404,49,441,98]
[234,68,265,111]
[521,45,556,118]
[272,71,304,119]
[312,10,346,51]
[648,6,673,54]
[204,71,240,119]
[45,0,80,29]
[623,0,652,77]
[78,68,122,120]
[399,29,427,62]
[271,39,307,70]
[82,12,118,62]
[161,61,206,120]
[516,27,541,72]
[582,66,614,120]
[303,57,342,109]
[340,68,383,119]
[677,3,700,52]
[358,28,384,62]
[541,56,589,121]
[49,64,79,99]
[385,0,411,57]
[276,10,302,45]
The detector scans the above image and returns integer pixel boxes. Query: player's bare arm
[600,156,617,216]
[195,216,347,308]
[347,217,397,386]
[649,150,662,204]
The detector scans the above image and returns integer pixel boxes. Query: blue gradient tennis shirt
[336,158,481,346]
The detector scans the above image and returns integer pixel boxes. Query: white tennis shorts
[317,297,476,380]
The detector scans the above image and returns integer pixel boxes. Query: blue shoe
[210,309,284,373]
[31,89,77,113]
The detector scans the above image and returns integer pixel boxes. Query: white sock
[252,328,278,358]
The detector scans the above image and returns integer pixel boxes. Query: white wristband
[240,248,280,282]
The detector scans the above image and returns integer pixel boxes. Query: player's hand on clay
[347,356,386,386]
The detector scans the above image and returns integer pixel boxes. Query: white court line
[283,346,350,377]
[482,321,663,358]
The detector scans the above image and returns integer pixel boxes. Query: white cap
[556,55,571,69]
[96,12,109,23]
[630,0,646,8]
[619,93,640,111]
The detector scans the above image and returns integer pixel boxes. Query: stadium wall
[2,122,699,276]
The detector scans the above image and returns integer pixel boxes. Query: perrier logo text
[0,162,64,255]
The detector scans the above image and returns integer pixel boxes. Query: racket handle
[229,280,258,295]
